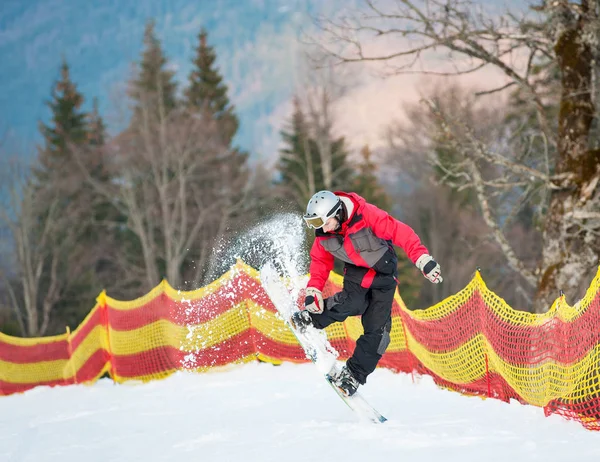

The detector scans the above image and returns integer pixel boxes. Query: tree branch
[467,158,538,286]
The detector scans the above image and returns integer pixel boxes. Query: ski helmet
[303,190,342,229]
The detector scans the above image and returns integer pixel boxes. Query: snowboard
[260,262,387,424]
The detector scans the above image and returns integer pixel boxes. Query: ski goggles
[303,201,342,229]
[303,215,328,229]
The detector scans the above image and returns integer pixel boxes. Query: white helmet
[303,190,342,229]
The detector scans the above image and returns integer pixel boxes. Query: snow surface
[3,214,598,460]
[1,362,598,462]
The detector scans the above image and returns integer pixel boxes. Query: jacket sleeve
[307,238,335,291]
[362,203,429,264]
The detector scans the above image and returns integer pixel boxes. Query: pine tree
[351,145,390,210]
[182,26,249,262]
[328,136,353,191]
[36,58,89,182]
[277,96,353,211]
[115,23,251,290]
[23,58,110,334]
[278,98,321,209]
[129,20,177,120]
[88,98,106,147]
[185,28,239,144]
[85,97,110,183]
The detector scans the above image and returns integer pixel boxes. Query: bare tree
[0,160,91,336]
[314,0,600,311]
[79,97,249,292]
[387,84,541,308]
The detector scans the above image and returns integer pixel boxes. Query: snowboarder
[293,190,442,396]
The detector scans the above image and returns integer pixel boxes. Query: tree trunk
[534,11,600,312]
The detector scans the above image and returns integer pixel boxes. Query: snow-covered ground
[1,362,598,462]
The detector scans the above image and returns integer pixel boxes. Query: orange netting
[1,260,600,430]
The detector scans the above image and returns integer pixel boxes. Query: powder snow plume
[180,213,309,369]
[215,212,308,281]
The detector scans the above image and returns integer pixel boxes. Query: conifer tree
[277,96,353,211]
[110,23,251,290]
[278,98,321,209]
[36,58,89,182]
[185,29,239,144]
[352,145,390,211]
[328,136,353,190]
[129,20,177,120]
[183,26,250,265]
[85,97,110,184]
[12,58,111,335]
[88,98,106,147]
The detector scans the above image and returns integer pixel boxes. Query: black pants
[309,279,394,385]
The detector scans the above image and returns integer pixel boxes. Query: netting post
[66,326,77,384]
[98,290,116,383]
[478,267,492,398]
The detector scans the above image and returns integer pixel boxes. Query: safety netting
[1,260,600,430]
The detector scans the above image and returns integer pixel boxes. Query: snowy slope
[1,363,598,462]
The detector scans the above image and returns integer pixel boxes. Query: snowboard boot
[290,310,313,333]
[329,365,360,397]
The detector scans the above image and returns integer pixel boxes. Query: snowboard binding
[327,366,360,397]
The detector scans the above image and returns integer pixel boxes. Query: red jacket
[307,192,429,291]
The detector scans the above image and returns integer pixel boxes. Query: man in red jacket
[293,190,442,396]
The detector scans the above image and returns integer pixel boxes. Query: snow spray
[180,213,309,369]
[205,212,309,283]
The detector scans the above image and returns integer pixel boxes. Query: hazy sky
[0,0,526,163]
